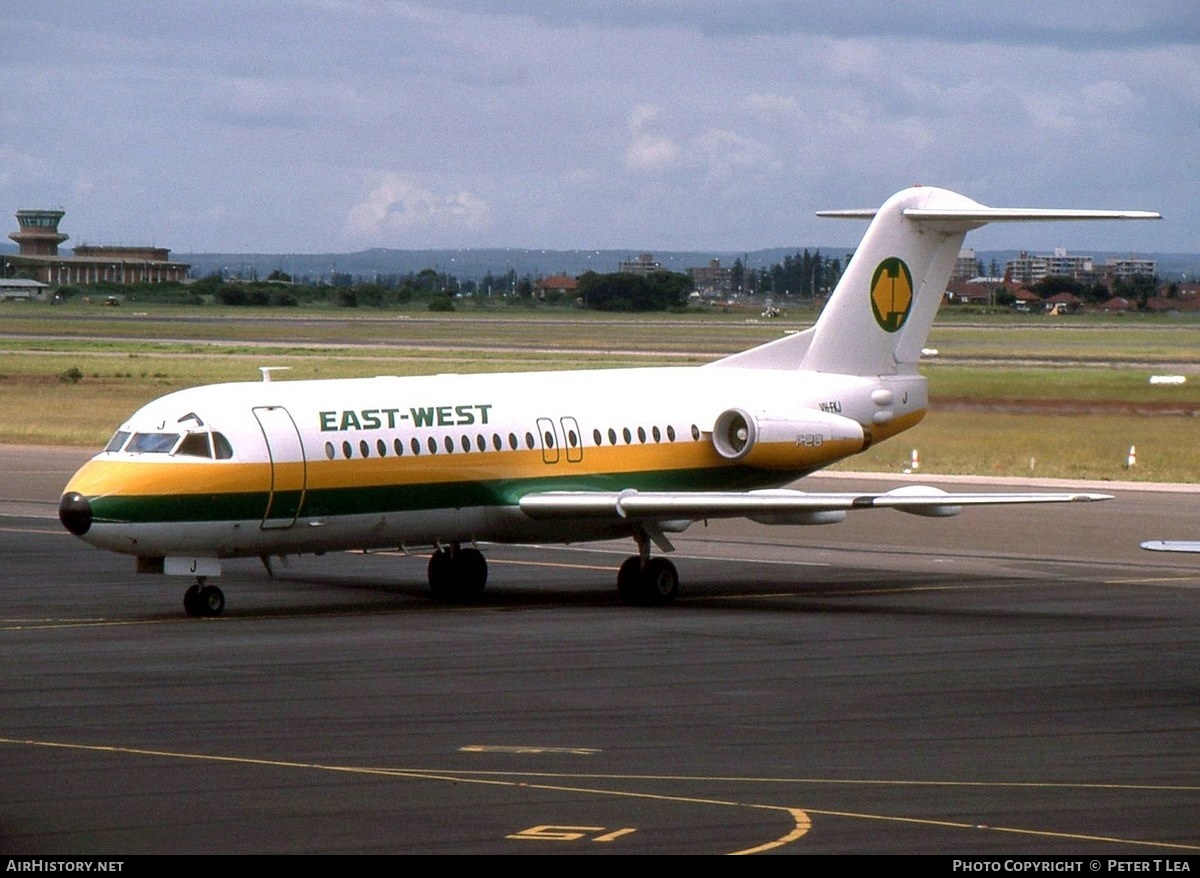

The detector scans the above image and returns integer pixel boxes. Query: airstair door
[252,406,307,529]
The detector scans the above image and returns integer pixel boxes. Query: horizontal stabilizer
[903,207,1162,223]
[817,207,1162,225]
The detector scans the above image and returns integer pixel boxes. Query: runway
[2,445,1198,855]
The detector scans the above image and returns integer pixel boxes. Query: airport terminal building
[3,209,189,285]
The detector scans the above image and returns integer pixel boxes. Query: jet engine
[710,407,866,470]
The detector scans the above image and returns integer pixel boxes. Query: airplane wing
[1140,541,1200,554]
[519,485,1112,523]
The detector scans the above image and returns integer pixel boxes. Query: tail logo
[870,257,914,333]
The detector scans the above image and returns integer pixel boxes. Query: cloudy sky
[1,1,1195,256]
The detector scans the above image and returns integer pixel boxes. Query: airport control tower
[9,209,68,257]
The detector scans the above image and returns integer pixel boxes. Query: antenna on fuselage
[258,366,292,382]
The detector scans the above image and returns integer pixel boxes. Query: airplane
[57,185,1160,616]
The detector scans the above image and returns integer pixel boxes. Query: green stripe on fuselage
[87,465,808,525]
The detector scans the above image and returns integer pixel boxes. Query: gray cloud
[0,1,1190,253]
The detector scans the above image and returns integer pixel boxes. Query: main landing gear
[428,544,488,603]
[616,528,680,606]
[183,577,225,618]
[422,533,679,607]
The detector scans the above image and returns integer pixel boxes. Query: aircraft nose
[58,492,93,535]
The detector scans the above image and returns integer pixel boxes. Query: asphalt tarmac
[1,445,1197,855]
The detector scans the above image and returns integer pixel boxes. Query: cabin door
[252,405,307,529]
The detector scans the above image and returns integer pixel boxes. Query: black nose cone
[59,492,93,535]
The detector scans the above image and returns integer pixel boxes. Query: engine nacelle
[711,407,866,470]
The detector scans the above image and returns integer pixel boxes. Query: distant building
[688,258,732,297]
[1006,248,1094,285]
[619,253,661,276]
[534,274,577,299]
[0,277,49,301]
[952,248,982,282]
[3,208,189,284]
[1105,257,1157,282]
[1005,247,1157,288]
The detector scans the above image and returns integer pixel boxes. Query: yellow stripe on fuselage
[63,417,902,500]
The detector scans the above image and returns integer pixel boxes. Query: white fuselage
[62,364,927,560]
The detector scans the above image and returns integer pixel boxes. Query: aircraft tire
[455,548,488,598]
[616,556,643,605]
[183,583,203,617]
[198,584,225,616]
[428,549,455,601]
[639,557,679,606]
[428,548,488,603]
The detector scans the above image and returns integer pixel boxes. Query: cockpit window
[213,432,234,460]
[104,430,131,453]
[176,433,212,458]
[109,420,234,459]
[127,432,181,454]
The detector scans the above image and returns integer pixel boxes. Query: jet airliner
[58,186,1160,616]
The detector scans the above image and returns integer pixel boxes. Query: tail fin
[711,185,1159,375]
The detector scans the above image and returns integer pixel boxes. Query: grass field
[2,302,1198,482]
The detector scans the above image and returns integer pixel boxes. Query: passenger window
[428,437,438,454]
[325,442,335,461]
[443,436,453,454]
[622,427,632,444]
[691,424,700,441]
[637,427,646,443]
[411,438,421,455]
[525,432,535,450]
[359,440,370,458]
[492,434,503,451]
[666,425,676,442]
[394,438,404,456]
[608,428,617,445]
[377,439,387,457]
[652,426,661,443]
[342,441,353,459]
[593,429,602,446]
[476,435,486,452]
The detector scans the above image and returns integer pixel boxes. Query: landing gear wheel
[183,580,225,617]
[616,556,679,606]
[616,556,643,605]
[454,548,488,599]
[639,557,679,606]
[198,584,225,616]
[428,546,488,603]
[183,582,203,617]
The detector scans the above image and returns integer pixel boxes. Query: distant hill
[172,247,1200,284]
[172,247,839,285]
